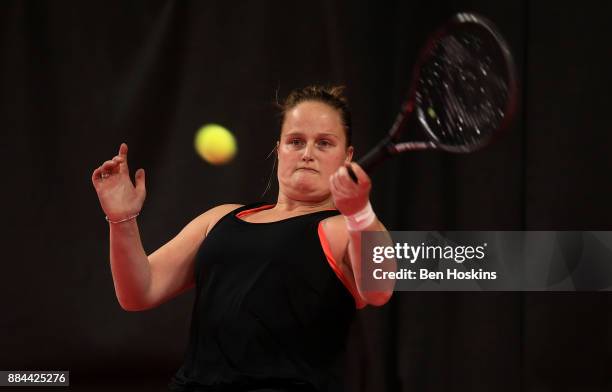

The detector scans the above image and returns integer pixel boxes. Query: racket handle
[347,138,394,183]
[347,166,359,183]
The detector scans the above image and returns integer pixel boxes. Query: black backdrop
[2,1,612,391]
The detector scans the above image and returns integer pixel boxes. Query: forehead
[281,101,344,136]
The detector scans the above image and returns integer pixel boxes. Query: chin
[293,181,319,193]
[288,180,327,198]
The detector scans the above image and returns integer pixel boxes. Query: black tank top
[168,203,358,392]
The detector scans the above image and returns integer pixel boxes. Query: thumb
[135,168,146,196]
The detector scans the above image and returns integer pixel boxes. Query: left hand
[329,162,372,216]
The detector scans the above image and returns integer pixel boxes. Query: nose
[301,142,315,162]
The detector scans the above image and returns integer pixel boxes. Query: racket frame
[355,12,519,174]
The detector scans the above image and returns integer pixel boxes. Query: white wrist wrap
[345,201,376,231]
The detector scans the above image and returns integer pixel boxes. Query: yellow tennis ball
[194,124,237,165]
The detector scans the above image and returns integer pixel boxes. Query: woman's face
[277,100,353,202]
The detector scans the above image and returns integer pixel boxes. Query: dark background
[2,0,612,391]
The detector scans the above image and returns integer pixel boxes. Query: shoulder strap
[207,201,272,234]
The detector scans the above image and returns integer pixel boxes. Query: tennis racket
[348,12,518,182]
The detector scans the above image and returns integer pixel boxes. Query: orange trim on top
[236,205,338,219]
[235,204,275,219]
[317,222,367,310]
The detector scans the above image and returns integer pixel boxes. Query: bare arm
[92,143,241,311]
[323,215,395,307]
[108,219,151,311]
[346,218,396,306]
[92,143,149,311]
[329,162,395,307]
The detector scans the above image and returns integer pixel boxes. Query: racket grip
[347,139,394,183]
[347,166,358,183]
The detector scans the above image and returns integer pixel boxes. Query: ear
[345,146,354,162]
[276,141,280,156]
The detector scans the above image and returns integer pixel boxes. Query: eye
[288,138,304,147]
[317,139,333,147]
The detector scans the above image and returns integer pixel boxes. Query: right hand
[92,143,146,221]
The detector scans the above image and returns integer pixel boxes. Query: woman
[92,85,394,391]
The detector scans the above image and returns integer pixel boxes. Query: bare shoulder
[202,204,243,236]
[321,214,348,235]
[204,203,244,217]
[154,204,242,248]
[320,214,350,263]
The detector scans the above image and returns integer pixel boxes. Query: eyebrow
[284,132,340,139]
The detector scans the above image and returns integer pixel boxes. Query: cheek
[321,152,347,175]
[277,150,297,173]
[330,149,349,164]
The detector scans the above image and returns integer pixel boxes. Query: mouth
[295,167,319,173]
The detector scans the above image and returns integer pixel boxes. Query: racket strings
[416,26,511,150]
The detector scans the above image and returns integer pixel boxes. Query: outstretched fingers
[91,143,130,187]
[117,143,129,173]
[91,166,103,186]
[134,168,146,197]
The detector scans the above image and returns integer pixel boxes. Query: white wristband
[344,201,376,232]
